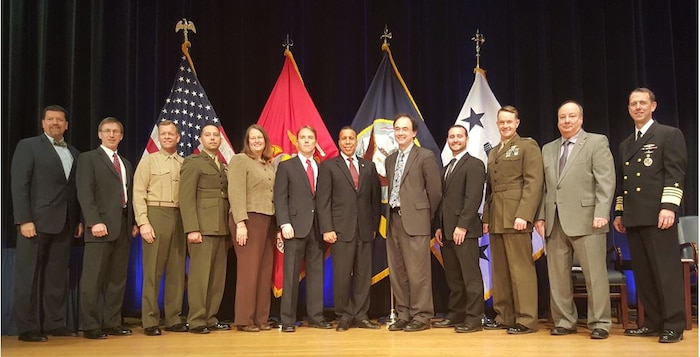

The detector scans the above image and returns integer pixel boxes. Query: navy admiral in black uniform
[613,88,687,343]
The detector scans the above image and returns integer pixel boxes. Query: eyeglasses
[101,129,122,135]
[393,127,413,134]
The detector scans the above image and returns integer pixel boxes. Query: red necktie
[113,153,126,206]
[306,159,315,194]
[348,157,359,189]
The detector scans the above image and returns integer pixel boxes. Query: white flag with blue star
[441,69,501,165]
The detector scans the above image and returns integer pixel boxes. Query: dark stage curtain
[2,0,697,328]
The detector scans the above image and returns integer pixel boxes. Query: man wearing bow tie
[317,126,382,332]
[11,105,83,342]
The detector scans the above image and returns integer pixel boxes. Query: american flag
[142,55,235,162]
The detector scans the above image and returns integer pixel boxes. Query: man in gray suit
[535,101,615,340]
[11,105,82,342]
[385,114,442,332]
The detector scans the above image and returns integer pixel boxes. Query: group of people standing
[11,87,687,345]
[426,88,686,345]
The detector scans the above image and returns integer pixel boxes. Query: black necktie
[444,158,457,180]
[636,131,642,141]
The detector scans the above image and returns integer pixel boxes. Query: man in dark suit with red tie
[77,117,138,340]
[11,105,83,342]
[317,126,382,332]
[274,125,331,332]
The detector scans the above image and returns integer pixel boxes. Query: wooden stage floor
[2,320,698,357]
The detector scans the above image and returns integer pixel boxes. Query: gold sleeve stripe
[614,196,624,212]
[661,187,683,206]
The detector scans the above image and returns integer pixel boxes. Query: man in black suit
[273,125,332,332]
[613,88,687,343]
[385,114,442,332]
[77,117,138,340]
[317,126,382,332]
[11,105,82,342]
[432,125,486,333]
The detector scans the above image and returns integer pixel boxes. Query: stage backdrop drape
[2,0,697,327]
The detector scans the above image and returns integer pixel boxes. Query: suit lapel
[445,154,467,190]
[559,131,587,182]
[293,156,314,193]
[336,156,356,189]
[98,148,121,178]
[399,146,419,185]
[623,122,656,161]
[39,135,70,182]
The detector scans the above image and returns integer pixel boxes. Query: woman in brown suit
[228,124,277,332]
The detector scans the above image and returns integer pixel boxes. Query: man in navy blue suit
[11,105,83,342]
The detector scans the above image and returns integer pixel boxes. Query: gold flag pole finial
[380,25,393,50]
[471,29,485,73]
[175,18,197,75]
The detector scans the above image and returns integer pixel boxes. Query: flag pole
[471,29,486,75]
[379,24,398,328]
[470,28,493,326]
[175,18,197,76]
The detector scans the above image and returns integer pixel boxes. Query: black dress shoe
[18,331,48,342]
[624,326,659,337]
[590,328,609,339]
[336,320,352,332]
[455,323,483,333]
[83,329,107,339]
[483,320,510,330]
[507,323,536,334]
[281,324,296,332]
[189,326,210,334]
[45,327,77,337]
[404,320,429,332]
[658,330,683,343]
[431,318,458,328]
[388,319,409,331]
[208,322,231,330]
[308,320,333,329]
[144,326,162,336]
[105,326,132,336]
[550,326,577,335]
[356,319,380,329]
[165,323,189,332]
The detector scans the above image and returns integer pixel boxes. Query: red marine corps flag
[257,39,338,298]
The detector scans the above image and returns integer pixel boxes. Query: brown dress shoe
[237,325,260,332]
